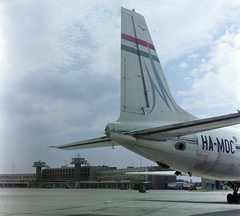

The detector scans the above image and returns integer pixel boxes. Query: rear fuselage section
[108,122,240,181]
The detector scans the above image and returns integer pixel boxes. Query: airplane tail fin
[118,8,196,123]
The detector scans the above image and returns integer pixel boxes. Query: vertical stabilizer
[118,8,195,123]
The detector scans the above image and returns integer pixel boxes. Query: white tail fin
[118,8,195,123]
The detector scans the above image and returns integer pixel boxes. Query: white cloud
[188,53,199,59]
[178,25,240,113]
[179,62,188,69]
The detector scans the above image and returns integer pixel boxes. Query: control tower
[32,161,46,182]
[71,155,88,182]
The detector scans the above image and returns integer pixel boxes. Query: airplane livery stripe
[121,44,159,63]
[121,33,156,51]
[169,138,198,145]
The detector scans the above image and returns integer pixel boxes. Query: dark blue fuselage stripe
[169,137,198,145]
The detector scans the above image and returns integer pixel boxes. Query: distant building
[1,157,176,189]
[40,165,175,189]
[41,165,100,182]
[97,166,175,189]
[201,178,217,190]
[32,161,46,181]
[0,173,36,188]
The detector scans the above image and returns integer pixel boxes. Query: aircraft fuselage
[108,123,240,181]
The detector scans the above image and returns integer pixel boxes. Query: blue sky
[0,0,240,175]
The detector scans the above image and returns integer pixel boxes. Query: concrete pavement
[1,188,240,215]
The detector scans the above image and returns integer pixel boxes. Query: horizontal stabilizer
[51,136,114,150]
[125,112,240,141]
[125,171,186,176]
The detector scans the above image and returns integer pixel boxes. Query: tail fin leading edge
[119,8,195,122]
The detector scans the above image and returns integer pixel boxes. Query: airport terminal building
[0,156,176,189]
